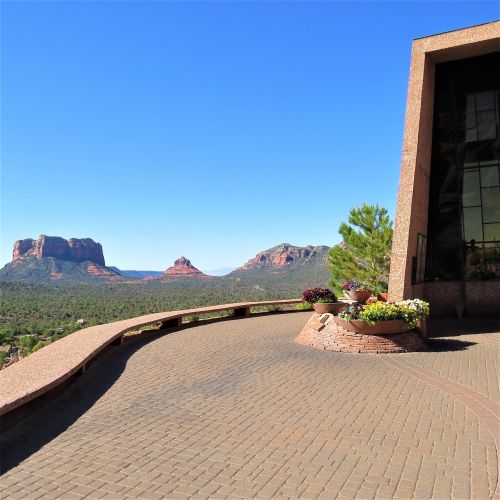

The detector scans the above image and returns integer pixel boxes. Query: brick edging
[379,355,500,499]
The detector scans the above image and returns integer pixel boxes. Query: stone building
[388,22,500,316]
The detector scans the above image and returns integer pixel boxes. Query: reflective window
[482,187,500,223]
[427,53,500,281]
[481,166,499,187]
[465,91,499,142]
[463,206,483,241]
[484,223,500,241]
[462,161,500,239]
[462,170,481,206]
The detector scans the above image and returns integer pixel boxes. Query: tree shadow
[0,331,170,475]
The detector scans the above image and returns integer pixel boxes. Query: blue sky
[2,1,498,270]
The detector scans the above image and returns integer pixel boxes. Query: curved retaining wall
[0,300,301,416]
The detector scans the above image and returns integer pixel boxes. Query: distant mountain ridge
[0,255,121,283]
[0,237,331,287]
[1,235,120,283]
[108,267,163,279]
[228,243,331,289]
[235,243,330,271]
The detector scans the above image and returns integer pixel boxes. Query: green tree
[17,335,38,355]
[328,204,393,294]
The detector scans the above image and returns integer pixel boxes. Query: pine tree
[328,204,393,294]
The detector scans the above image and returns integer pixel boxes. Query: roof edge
[413,20,499,41]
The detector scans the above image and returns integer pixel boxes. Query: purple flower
[302,287,337,303]
[342,280,370,291]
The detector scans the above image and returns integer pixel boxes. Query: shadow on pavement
[427,317,500,338]
[0,332,168,475]
[425,338,477,352]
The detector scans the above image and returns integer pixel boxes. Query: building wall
[388,22,500,316]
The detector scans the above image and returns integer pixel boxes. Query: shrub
[296,302,313,311]
[266,305,280,313]
[32,341,49,353]
[17,335,38,355]
[302,288,337,304]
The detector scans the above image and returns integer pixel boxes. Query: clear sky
[2,1,498,271]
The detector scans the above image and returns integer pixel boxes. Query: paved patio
[1,313,498,499]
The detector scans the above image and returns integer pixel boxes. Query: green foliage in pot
[338,299,430,328]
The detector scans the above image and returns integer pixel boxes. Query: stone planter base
[296,313,426,354]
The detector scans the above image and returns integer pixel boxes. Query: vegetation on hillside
[0,262,329,366]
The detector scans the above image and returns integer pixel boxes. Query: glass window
[477,110,497,140]
[465,91,498,143]
[463,207,484,241]
[476,91,495,111]
[465,128,478,142]
[462,170,481,206]
[484,223,500,241]
[466,95,477,128]
[481,166,499,187]
[428,55,499,281]
[482,187,500,223]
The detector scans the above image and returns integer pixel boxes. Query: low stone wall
[0,299,301,417]
[296,314,426,354]
[423,280,500,317]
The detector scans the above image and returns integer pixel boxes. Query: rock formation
[12,235,106,266]
[238,243,329,270]
[163,257,207,277]
[86,262,120,278]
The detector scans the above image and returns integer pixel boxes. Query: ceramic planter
[334,317,410,335]
[312,302,347,315]
[344,290,372,303]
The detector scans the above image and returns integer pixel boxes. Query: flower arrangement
[302,287,337,304]
[396,299,430,327]
[342,280,371,292]
[358,302,401,325]
[338,304,363,320]
[337,299,429,327]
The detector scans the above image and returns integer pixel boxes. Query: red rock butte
[163,256,208,277]
[12,235,105,266]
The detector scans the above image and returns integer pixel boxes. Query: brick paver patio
[1,313,498,499]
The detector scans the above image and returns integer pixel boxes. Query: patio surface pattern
[1,312,498,499]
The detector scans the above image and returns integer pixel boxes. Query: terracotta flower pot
[312,302,347,315]
[333,317,410,335]
[344,290,372,303]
